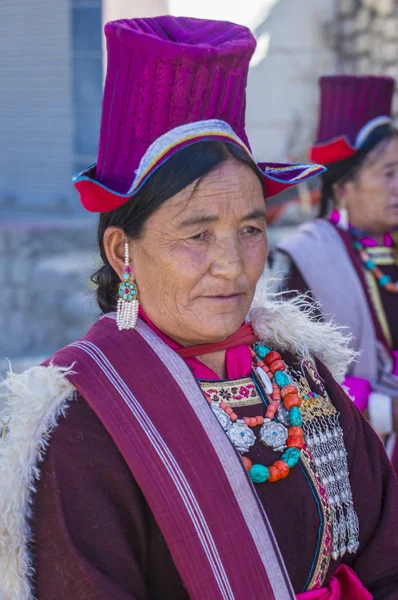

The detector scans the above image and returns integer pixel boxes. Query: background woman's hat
[74,16,325,213]
[310,75,395,165]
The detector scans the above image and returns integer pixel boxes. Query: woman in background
[274,75,398,467]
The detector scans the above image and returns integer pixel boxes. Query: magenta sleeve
[343,376,372,413]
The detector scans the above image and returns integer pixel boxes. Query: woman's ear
[103,227,130,281]
[333,181,348,208]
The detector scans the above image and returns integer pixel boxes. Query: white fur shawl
[0,297,355,599]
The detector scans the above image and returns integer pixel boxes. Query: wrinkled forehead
[164,159,266,218]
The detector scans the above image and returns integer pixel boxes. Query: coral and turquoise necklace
[352,237,398,294]
[205,343,305,484]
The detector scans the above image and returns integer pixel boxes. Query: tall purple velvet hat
[74,16,325,212]
[310,75,395,165]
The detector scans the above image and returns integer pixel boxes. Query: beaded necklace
[205,343,305,484]
[352,237,398,293]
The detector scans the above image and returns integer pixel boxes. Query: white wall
[169,0,336,162]
[103,0,168,26]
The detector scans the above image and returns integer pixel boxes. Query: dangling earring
[337,207,349,230]
[116,240,139,331]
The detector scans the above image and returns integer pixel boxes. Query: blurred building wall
[0,0,168,374]
[245,0,336,162]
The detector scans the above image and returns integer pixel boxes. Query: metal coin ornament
[227,421,256,453]
[259,420,288,451]
[210,403,232,433]
[276,403,290,426]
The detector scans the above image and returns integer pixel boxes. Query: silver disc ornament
[210,403,232,433]
[259,420,288,451]
[227,420,256,453]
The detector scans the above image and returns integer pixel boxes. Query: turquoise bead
[254,344,271,359]
[128,294,132,300]
[365,259,375,270]
[123,272,129,280]
[290,406,302,427]
[275,371,290,388]
[282,447,301,468]
[123,294,128,300]
[379,274,391,286]
[353,240,361,250]
[249,464,270,483]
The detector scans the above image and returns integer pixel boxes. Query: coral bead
[281,384,298,399]
[264,351,281,365]
[287,435,304,450]
[288,426,304,437]
[269,360,285,374]
[273,460,290,479]
[242,457,253,471]
[220,402,228,410]
[268,466,282,482]
[284,393,301,409]
[230,413,238,422]
[256,416,264,425]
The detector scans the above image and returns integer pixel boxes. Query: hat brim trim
[310,136,356,164]
[74,153,325,213]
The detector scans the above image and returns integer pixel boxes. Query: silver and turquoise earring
[116,241,139,331]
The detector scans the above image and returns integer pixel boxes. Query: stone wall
[336,0,398,120]
[0,220,98,373]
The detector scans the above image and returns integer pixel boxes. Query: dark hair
[92,141,263,313]
[319,124,398,217]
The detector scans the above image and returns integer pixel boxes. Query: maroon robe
[31,353,398,599]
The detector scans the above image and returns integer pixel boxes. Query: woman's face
[341,136,398,233]
[130,158,268,345]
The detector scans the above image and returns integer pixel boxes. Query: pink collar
[138,308,252,380]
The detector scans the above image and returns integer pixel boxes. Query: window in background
[71,0,103,176]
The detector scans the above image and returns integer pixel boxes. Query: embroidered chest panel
[200,378,260,407]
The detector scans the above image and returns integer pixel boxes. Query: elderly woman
[1,18,398,600]
[274,75,398,468]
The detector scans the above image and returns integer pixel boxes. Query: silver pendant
[259,421,288,451]
[227,420,256,453]
[276,403,290,426]
[210,403,232,433]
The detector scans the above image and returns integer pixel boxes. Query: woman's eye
[189,231,207,241]
[384,169,396,179]
[243,226,262,235]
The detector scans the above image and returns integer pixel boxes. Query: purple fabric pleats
[314,75,394,146]
[97,17,254,193]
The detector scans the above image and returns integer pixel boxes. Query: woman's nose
[209,236,244,280]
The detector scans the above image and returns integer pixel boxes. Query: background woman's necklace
[352,237,398,293]
[205,344,305,484]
